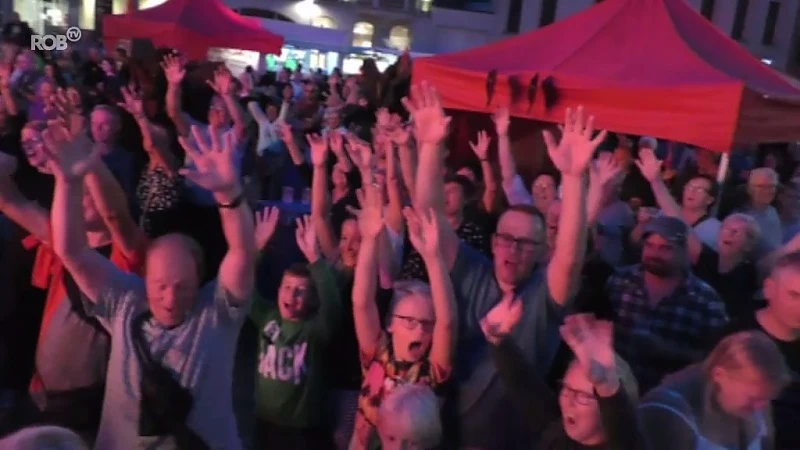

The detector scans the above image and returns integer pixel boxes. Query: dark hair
[687,173,719,200]
[284,262,311,279]
[444,173,477,199]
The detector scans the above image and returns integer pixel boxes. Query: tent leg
[711,152,730,218]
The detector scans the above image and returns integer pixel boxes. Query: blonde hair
[378,384,442,448]
[0,426,88,450]
[703,331,791,389]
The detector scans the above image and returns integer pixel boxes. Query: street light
[295,0,321,23]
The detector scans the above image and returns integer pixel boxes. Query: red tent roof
[102,0,284,60]
[413,0,800,151]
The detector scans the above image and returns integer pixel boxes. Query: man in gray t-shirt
[45,119,259,450]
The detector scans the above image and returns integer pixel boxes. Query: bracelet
[217,192,244,209]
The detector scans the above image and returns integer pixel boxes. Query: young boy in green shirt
[250,212,341,449]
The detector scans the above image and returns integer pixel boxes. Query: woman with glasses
[350,188,456,450]
[640,331,790,450]
[482,307,647,450]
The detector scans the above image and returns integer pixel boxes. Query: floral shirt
[351,331,449,449]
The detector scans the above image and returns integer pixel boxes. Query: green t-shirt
[250,260,341,429]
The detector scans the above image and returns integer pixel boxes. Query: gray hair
[748,167,779,185]
[0,426,88,450]
[378,384,442,448]
[722,213,761,251]
[387,279,432,321]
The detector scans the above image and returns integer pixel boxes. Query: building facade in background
[2,0,799,77]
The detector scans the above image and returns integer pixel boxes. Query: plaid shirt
[606,265,728,392]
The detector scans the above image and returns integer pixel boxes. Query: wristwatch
[217,192,244,209]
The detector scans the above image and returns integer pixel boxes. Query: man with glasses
[409,82,600,449]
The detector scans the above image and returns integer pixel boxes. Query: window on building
[539,0,558,27]
[311,16,337,29]
[505,0,522,33]
[352,21,374,47]
[388,25,411,50]
[700,0,715,20]
[416,0,433,13]
[762,1,780,45]
[732,0,749,40]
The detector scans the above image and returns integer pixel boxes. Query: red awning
[103,0,284,60]
[413,0,800,152]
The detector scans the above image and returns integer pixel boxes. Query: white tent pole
[711,152,731,218]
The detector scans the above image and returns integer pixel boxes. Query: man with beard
[604,215,728,393]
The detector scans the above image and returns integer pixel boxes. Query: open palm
[404,207,441,259]
[160,54,185,85]
[42,124,99,180]
[402,81,451,145]
[178,125,239,194]
[295,215,320,263]
[255,206,280,251]
[560,314,616,379]
[544,106,607,176]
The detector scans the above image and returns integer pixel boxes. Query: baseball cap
[642,216,688,246]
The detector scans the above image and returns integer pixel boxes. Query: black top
[491,339,650,450]
[692,244,760,321]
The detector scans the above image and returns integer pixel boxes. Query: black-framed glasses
[392,314,435,332]
[558,381,597,406]
[494,232,541,252]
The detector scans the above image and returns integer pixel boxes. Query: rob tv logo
[31,27,82,51]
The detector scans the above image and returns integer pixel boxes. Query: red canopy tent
[102,0,284,60]
[413,0,800,152]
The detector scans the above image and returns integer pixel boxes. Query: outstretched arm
[179,126,256,303]
[162,55,190,138]
[352,181,385,360]
[546,107,606,306]
[45,127,124,303]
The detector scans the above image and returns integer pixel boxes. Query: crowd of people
[0,15,798,450]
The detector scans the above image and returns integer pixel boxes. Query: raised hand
[493,107,510,136]
[389,125,411,147]
[357,181,385,240]
[274,121,292,144]
[469,130,492,160]
[160,54,185,86]
[306,133,329,167]
[344,134,373,172]
[401,81,451,145]
[117,84,145,118]
[207,66,235,96]
[480,292,523,345]
[295,215,320,263]
[255,206,280,251]
[41,123,100,181]
[543,106,607,177]
[375,107,391,130]
[329,129,345,157]
[178,126,240,195]
[0,151,17,178]
[404,207,441,260]
[559,314,616,386]
[635,148,663,183]
[48,88,85,138]
[591,152,623,186]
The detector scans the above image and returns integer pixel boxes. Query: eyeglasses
[685,184,710,194]
[392,314,435,333]
[494,232,541,252]
[559,381,597,406]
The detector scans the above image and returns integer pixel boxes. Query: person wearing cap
[399,172,489,281]
[604,215,728,393]
[637,149,761,321]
